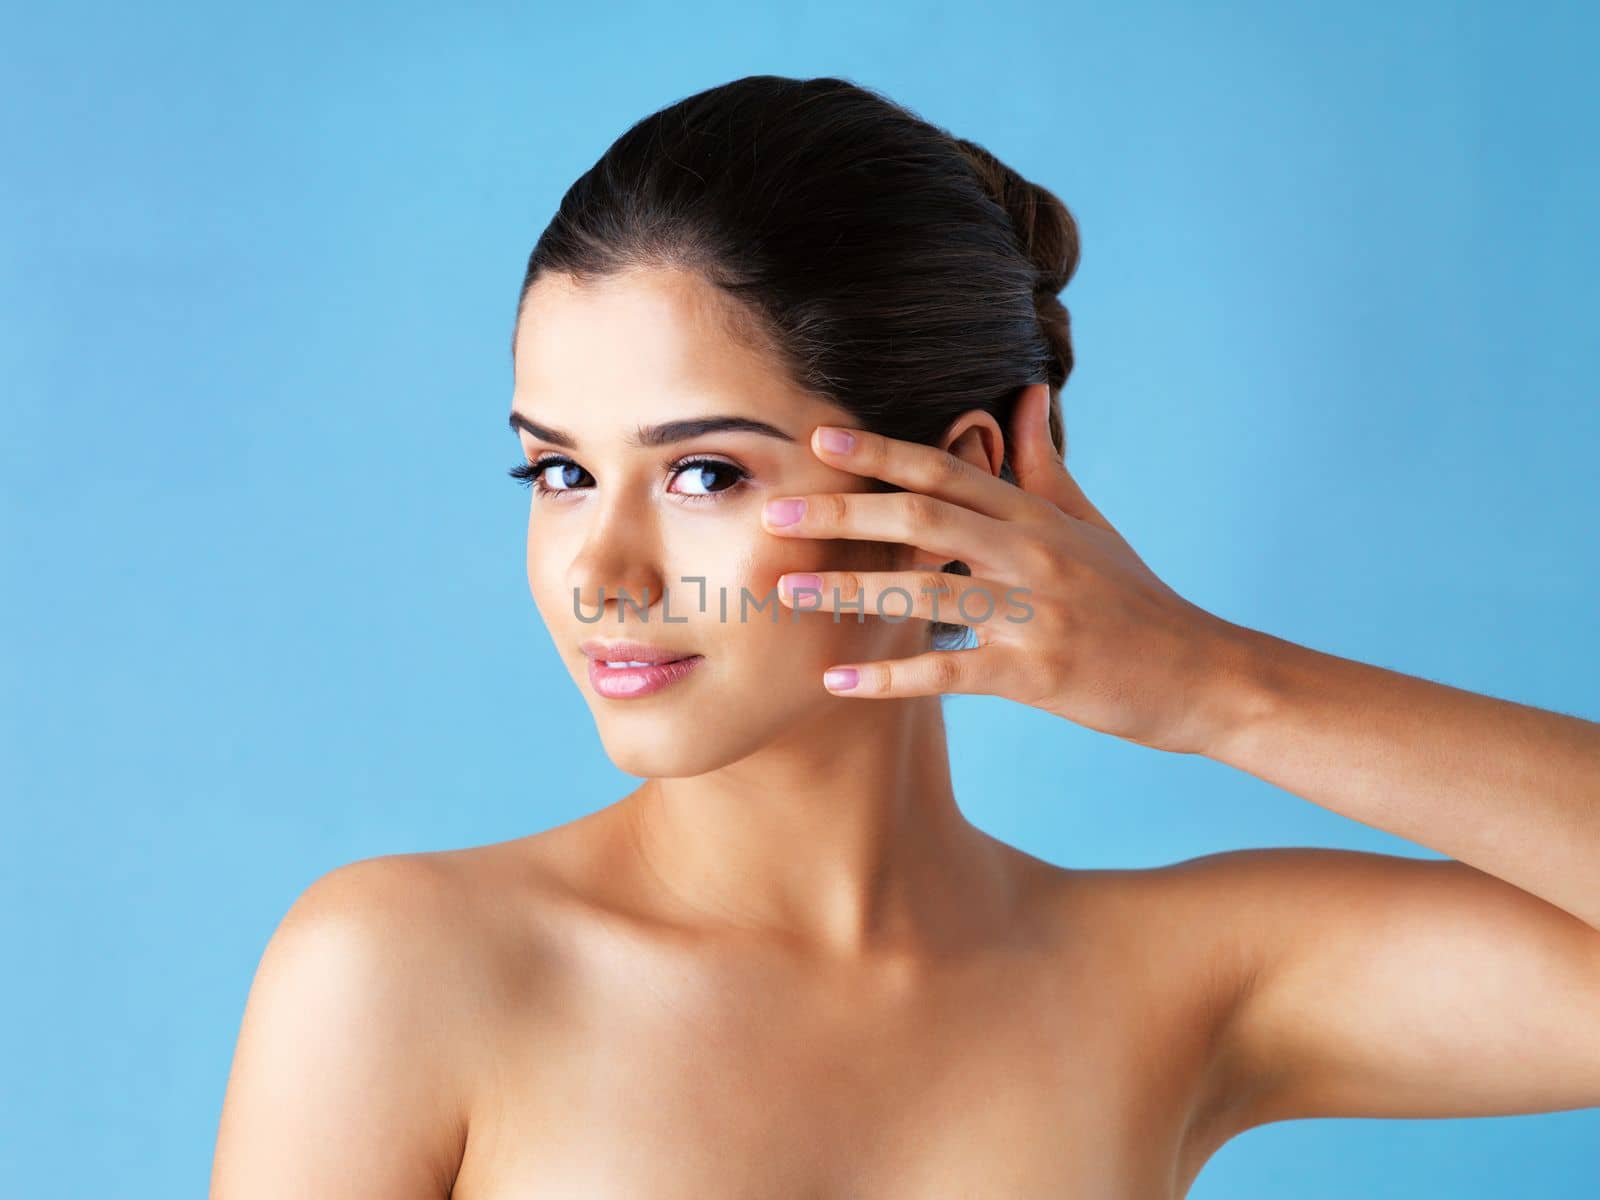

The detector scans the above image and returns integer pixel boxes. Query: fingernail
[765,498,806,526]
[781,573,823,601]
[817,427,855,454]
[823,667,858,691]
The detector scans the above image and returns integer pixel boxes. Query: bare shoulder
[288,848,476,929]
[293,823,619,1028]
[213,844,581,1199]
[277,848,526,988]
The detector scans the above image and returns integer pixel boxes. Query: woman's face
[510,267,927,778]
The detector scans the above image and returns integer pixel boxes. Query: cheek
[667,523,782,603]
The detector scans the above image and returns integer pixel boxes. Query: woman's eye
[539,458,590,492]
[507,455,592,496]
[668,457,747,498]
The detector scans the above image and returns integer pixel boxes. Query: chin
[591,712,765,779]
[584,673,820,779]
[596,735,728,780]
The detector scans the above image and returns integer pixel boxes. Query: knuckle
[916,571,954,602]
[928,447,970,489]
[819,493,851,525]
[858,432,889,474]
[928,652,964,691]
[903,491,943,530]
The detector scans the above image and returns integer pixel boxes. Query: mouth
[584,653,705,699]
[579,639,703,699]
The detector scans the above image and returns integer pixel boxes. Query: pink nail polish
[765,498,806,526]
[817,427,855,454]
[823,667,858,691]
[782,573,823,601]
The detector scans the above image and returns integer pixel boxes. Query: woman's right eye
[507,454,593,498]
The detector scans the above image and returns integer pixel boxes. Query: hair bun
[948,136,1080,295]
[950,136,1079,396]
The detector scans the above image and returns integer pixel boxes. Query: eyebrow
[507,410,798,449]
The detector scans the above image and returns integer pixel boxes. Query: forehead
[512,267,821,423]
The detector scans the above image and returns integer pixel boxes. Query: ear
[938,409,1006,479]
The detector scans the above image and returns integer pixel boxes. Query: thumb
[1009,384,1117,534]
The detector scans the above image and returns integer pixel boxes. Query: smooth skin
[210,267,1600,1199]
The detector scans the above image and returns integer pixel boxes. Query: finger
[777,568,1032,632]
[808,421,1038,523]
[1008,384,1117,536]
[820,645,1014,699]
[762,491,1025,578]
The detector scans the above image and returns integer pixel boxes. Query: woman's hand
[762,385,1257,757]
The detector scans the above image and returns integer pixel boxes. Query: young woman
[210,75,1600,1199]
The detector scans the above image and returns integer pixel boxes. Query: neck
[616,692,1017,961]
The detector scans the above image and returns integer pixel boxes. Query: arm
[1192,625,1600,1131]
[1209,623,1600,933]
[209,857,470,1199]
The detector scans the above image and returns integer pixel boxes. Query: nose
[564,497,670,622]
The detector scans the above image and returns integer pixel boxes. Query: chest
[448,942,1212,1199]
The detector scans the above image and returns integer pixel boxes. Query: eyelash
[507,453,751,503]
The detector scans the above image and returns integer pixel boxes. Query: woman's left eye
[667,456,748,499]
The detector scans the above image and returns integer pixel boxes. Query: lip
[586,654,704,699]
[579,638,703,700]
[580,638,697,665]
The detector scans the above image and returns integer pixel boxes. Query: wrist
[1192,615,1284,763]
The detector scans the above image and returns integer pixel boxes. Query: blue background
[3,0,1596,1194]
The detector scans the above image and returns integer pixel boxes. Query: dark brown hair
[515,74,1080,650]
